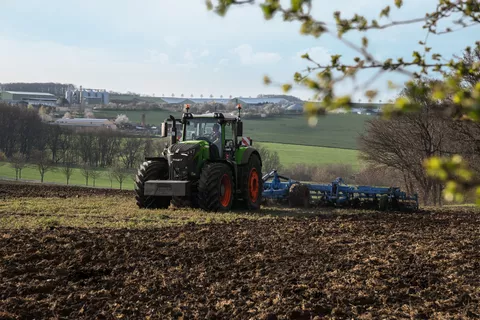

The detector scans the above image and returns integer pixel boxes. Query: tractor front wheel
[242,154,263,210]
[198,163,234,212]
[135,160,171,209]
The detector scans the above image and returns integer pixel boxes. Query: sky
[0,0,478,101]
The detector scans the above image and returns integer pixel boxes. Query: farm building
[0,91,58,107]
[285,103,304,114]
[65,87,110,105]
[54,118,117,130]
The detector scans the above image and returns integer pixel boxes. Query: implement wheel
[198,162,234,212]
[288,183,310,208]
[135,160,171,209]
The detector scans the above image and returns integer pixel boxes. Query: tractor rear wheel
[198,162,234,212]
[288,183,310,208]
[242,154,262,210]
[135,160,171,209]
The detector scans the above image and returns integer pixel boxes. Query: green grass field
[259,142,360,169]
[94,110,370,149]
[0,162,132,189]
[0,143,359,186]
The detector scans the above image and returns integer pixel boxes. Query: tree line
[0,103,167,187]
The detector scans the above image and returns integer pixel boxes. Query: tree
[120,138,145,169]
[256,143,282,173]
[61,153,75,185]
[80,163,94,186]
[111,164,129,190]
[31,149,55,183]
[208,1,480,204]
[90,169,103,187]
[114,114,130,126]
[9,152,26,180]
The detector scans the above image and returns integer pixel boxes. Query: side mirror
[236,122,243,136]
[160,122,167,137]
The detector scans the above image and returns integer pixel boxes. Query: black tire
[378,194,389,211]
[242,154,263,210]
[135,160,171,209]
[288,183,310,208]
[198,162,234,212]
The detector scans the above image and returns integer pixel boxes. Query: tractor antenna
[237,104,241,118]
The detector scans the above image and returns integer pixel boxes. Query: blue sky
[0,0,477,101]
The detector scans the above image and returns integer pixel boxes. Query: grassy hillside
[259,142,360,169]
[94,110,370,149]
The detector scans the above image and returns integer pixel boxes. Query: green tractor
[134,106,262,212]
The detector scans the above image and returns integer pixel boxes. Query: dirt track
[1,182,480,319]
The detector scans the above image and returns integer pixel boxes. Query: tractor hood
[166,140,209,180]
[167,140,209,156]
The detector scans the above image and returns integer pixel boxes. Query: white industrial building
[65,86,110,105]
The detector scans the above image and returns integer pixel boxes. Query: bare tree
[90,169,103,187]
[9,152,26,180]
[111,164,129,190]
[80,163,94,186]
[359,80,452,205]
[30,149,55,183]
[120,138,145,169]
[61,153,75,185]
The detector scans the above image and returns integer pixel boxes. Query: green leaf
[206,0,213,10]
[291,0,302,12]
[394,0,403,8]
[301,53,310,59]
[365,90,378,100]
[362,37,368,48]
[261,4,276,20]
[380,6,390,18]
[282,84,292,93]
[263,76,272,85]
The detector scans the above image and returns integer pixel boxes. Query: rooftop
[3,91,56,97]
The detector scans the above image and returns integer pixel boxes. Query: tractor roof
[184,112,239,121]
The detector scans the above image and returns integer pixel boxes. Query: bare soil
[1,182,479,319]
[0,180,132,199]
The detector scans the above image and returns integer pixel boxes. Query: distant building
[54,118,117,130]
[286,103,304,114]
[0,91,57,107]
[65,86,110,105]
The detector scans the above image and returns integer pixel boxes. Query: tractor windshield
[183,118,221,145]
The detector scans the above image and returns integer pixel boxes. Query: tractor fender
[239,147,262,167]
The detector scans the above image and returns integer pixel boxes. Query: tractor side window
[224,123,233,141]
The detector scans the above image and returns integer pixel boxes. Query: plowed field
[1,181,479,319]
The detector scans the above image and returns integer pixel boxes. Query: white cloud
[232,44,282,65]
[218,58,229,66]
[146,50,169,64]
[200,49,210,57]
[184,50,194,61]
[293,46,331,65]
[164,36,180,48]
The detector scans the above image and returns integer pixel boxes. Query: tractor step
[145,180,191,197]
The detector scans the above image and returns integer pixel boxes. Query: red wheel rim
[220,173,232,207]
[248,168,259,202]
